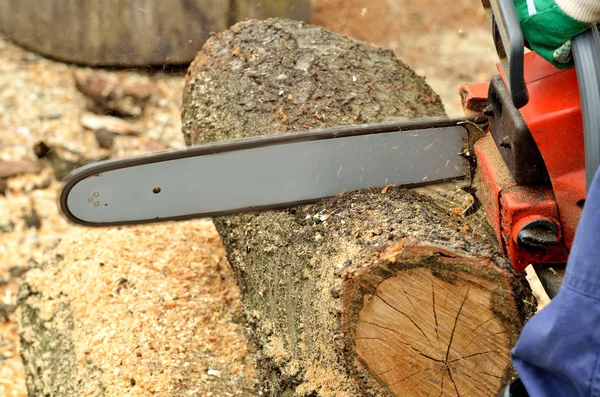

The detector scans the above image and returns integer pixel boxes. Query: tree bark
[182,19,536,396]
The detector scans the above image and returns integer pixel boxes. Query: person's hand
[514,0,595,69]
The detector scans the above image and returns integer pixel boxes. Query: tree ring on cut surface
[342,244,522,397]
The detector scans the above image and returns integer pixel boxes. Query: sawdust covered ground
[0,1,547,395]
[0,31,190,396]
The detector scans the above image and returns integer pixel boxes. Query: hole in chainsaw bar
[153,187,161,194]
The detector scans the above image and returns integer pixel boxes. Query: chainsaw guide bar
[59,116,485,226]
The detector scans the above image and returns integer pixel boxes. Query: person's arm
[515,0,600,68]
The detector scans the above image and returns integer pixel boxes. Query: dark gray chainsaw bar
[59,117,482,226]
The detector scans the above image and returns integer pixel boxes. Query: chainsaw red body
[461,52,585,273]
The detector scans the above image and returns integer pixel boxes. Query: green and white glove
[514,0,600,69]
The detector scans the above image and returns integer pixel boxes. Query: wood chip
[380,184,395,194]
[122,82,153,101]
[94,128,115,149]
[74,71,152,117]
[21,199,41,230]
[80,113,143,136]
[0,160,45,178]
[33,141,91,181]
[74,71,112,100]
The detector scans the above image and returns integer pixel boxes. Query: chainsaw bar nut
[516,218,560,252]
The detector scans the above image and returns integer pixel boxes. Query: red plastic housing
[460,52,584,272]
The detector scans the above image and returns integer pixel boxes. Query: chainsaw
[58,0,600,298]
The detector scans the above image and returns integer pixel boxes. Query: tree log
[182,19,536,396]
[0,0,309,66]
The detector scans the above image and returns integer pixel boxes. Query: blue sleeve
[511,168,600,397]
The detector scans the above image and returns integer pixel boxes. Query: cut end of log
[357,268,509,396]
[342,244,530,396]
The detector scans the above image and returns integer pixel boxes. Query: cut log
[182,19,536,396]
[343,243,526,396]
[0,0,309,66]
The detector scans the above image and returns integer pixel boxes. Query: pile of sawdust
[20,220,259,396]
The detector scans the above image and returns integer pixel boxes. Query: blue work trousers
[512,167,600,396]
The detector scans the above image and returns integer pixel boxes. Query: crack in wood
[376,349,443,377]
[438,286,472,397]
[362,321,447,366]
[361,320,398,333]
[362,322,430,351]
[456,315,499,357]
[470,315,497,335]
[445,286,470,364]
[449,350,494,364]
[406,343,445,364]
[376,354,439,377]
[376,362,411,377]
[432,280,440,342]
[419,351,445,363]
[374,292,434,347]
[455,368,489,396]
[480,371,502,380]
[355,336,387,342]
[438,369,445,397]
[402,285,424,323]
[446,366,460,397]
[387,366,436,387]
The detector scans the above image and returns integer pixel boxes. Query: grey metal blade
[60,119,471,226]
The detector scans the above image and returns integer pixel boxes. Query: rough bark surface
[181,18,445,145]
[0,0,309,66]
[182,19,535,396]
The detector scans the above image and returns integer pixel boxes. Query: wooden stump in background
[0,0,310,66]
[182,18,536,396]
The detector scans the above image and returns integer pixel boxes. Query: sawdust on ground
[0,31,188,397]
[22,221,259,396]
